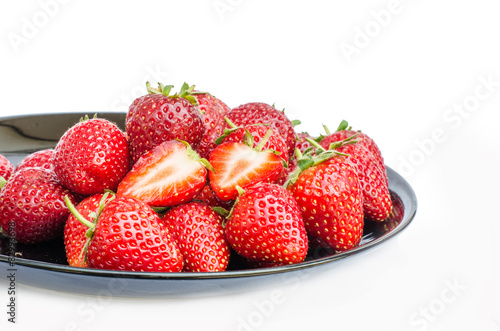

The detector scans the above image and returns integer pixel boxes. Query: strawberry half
[225,182,309,265]
[117,140,210,207]
[208,134,284,201]
[162,201,230,272]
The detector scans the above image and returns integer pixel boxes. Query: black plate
[0,112,417,297]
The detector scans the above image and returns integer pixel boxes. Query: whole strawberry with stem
[64,192,115,268]
[208,129,285,201]
[126,82,205,163]
[225,102,297,158]
[65,196,183,272]
[53,115,130,196]
[0,154,13,186]
[15,149,54,173]
[286,145,364,252]
[117,140,211,207]
[225,182,309,265]
[0,167,78,244]
[320,120,385,173]
[162,201,230,272]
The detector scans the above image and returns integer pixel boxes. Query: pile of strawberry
[0,83,394,273]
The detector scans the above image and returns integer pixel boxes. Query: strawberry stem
[254,129,274,152]
[64,196,96,231]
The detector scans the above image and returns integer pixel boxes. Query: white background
[1,0,499,330]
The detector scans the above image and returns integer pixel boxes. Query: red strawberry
[53,116,130,196]
[66,196,183,272]
[208,139,284,201]
[15,149,54,173]
[0,154,14,184]
[0,167,78,244]
[317,125,392,221]
[162,201,230,272]
[225,102,296,158]
[64,193,115,268]
[336,143,392,221]
[373,191,404,235]
[217,121,289,164]
[320,120,385,171]
[126,83,205,163]
[225,182,308,265]
[295,132,315,154]
[117,140,209,207]
[287,151,364,252]
[194,91,231,159]
[193,184,234,210]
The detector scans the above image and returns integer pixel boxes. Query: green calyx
[0,176,6,190]
[64,192,116,259]
[283,134,357,188]
[177,139,216,173]
[146,81,200,106]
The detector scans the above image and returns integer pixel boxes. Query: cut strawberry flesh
[117,140,206,207]
[208,142,283,201]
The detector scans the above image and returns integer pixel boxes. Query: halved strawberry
[208,138,284,201]
[116,140,210,207]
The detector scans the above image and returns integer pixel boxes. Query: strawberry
[317,124,392,221]
[225,102,297,158]
[336,142,392,221]
[217,120,289,164]
[126,83,205,163]
[0,154,14,185]
[53,116,130,196]
[117,140,210,207]
[194,91,231,159]
[372,191,404,235]
[295,132,316,154]
[66,196,183,272]
[162,201,230,272]
[208,135,284,201]
[224,182,308,265]
[15,149,54,173]
[64,192,115,268]
[193,184,234,210]
[320,120,385,172]
[286,149,364,252]
[0,167,78,244]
